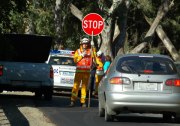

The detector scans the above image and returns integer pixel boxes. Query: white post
[88,31,94,108]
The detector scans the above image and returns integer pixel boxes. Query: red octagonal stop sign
[82,13,104,36]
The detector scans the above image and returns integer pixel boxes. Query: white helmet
[81,38,90,44]
[97,50,102,57]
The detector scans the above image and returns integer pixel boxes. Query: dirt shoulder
[0,91,56,126]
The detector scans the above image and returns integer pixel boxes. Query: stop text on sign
[82,13,104,36]
[83,20,103,29]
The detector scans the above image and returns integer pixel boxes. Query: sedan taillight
[50,67,54,79]
[0,65,3,76]
[165,79,180,87]
[109,77,130,84]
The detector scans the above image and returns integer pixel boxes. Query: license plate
[134,82,158,91]
[60,78,74,84]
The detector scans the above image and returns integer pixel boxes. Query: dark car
[175,62,180,75]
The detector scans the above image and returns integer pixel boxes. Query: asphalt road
[34,93,180,126]
[1,92,180,126]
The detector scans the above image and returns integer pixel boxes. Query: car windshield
[116,56,177,75]
[49,56,76,66]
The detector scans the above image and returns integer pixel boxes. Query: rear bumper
[105,92,180,114]
[0,81,53,92]
[53,82,73,89]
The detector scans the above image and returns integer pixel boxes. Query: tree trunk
[98,0,127,58]
[156,25,180,61]
[131,0,171,53]
[24,18,34,34]
[144,14,180,61]
[54,0,62,45]
[115,1,129,56]
[100,18,113,57]
[24,1,35,34]
[70,3,83,20]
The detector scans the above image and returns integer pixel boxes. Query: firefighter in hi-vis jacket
[93,50,104,96]
[69,37,99,107]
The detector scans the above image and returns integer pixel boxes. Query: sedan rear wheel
[105,105,114,122]
[163,113,172,122]
[175,114,180,123]
[98,102,105,117]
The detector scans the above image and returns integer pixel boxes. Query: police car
[47,50,76,91]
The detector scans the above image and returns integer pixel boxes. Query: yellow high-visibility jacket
[74,46,102,72]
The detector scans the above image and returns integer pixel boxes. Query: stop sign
[82,13,104,36]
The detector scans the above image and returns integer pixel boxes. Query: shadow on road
[0,92,179,126]
[34,91,99,108]
[0,94,33,126]
[0,91,98,126]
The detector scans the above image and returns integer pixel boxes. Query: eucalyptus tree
[26,0,55,35]
[128,0,180,61]
[69,0,180,60]
[69,0,130,58]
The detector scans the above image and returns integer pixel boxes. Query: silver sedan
[98,54,180,122]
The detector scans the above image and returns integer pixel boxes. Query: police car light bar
[50,50,74,56]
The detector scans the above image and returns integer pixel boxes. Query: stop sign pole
[82,13,104,108]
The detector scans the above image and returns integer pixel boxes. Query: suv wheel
[35,91,42,99]
[44,88,53,100]
[175,113,180,123]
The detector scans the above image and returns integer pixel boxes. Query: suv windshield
[116,56,177,75]
[49,56,76,66]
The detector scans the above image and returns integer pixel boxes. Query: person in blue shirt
[103,55,111,73]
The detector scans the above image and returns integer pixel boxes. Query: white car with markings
[47,50,76,91]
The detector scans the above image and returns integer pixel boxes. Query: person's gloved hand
[91,41,94,46]
[81,51,86,57]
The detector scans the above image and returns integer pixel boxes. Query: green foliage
[148,47,161,54]
[33,10,54,35]
[127,0,180,54]
[0,0,179,53]
[9,10,25,33]
[0,0,26,33]
[26,0,55,36]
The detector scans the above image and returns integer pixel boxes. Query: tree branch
[69,3,83,21]
[108,0,124,15]
[130,0,172,53]
[144,15,180,61]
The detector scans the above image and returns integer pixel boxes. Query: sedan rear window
[116,56,177,75]
[49,56,75,66]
